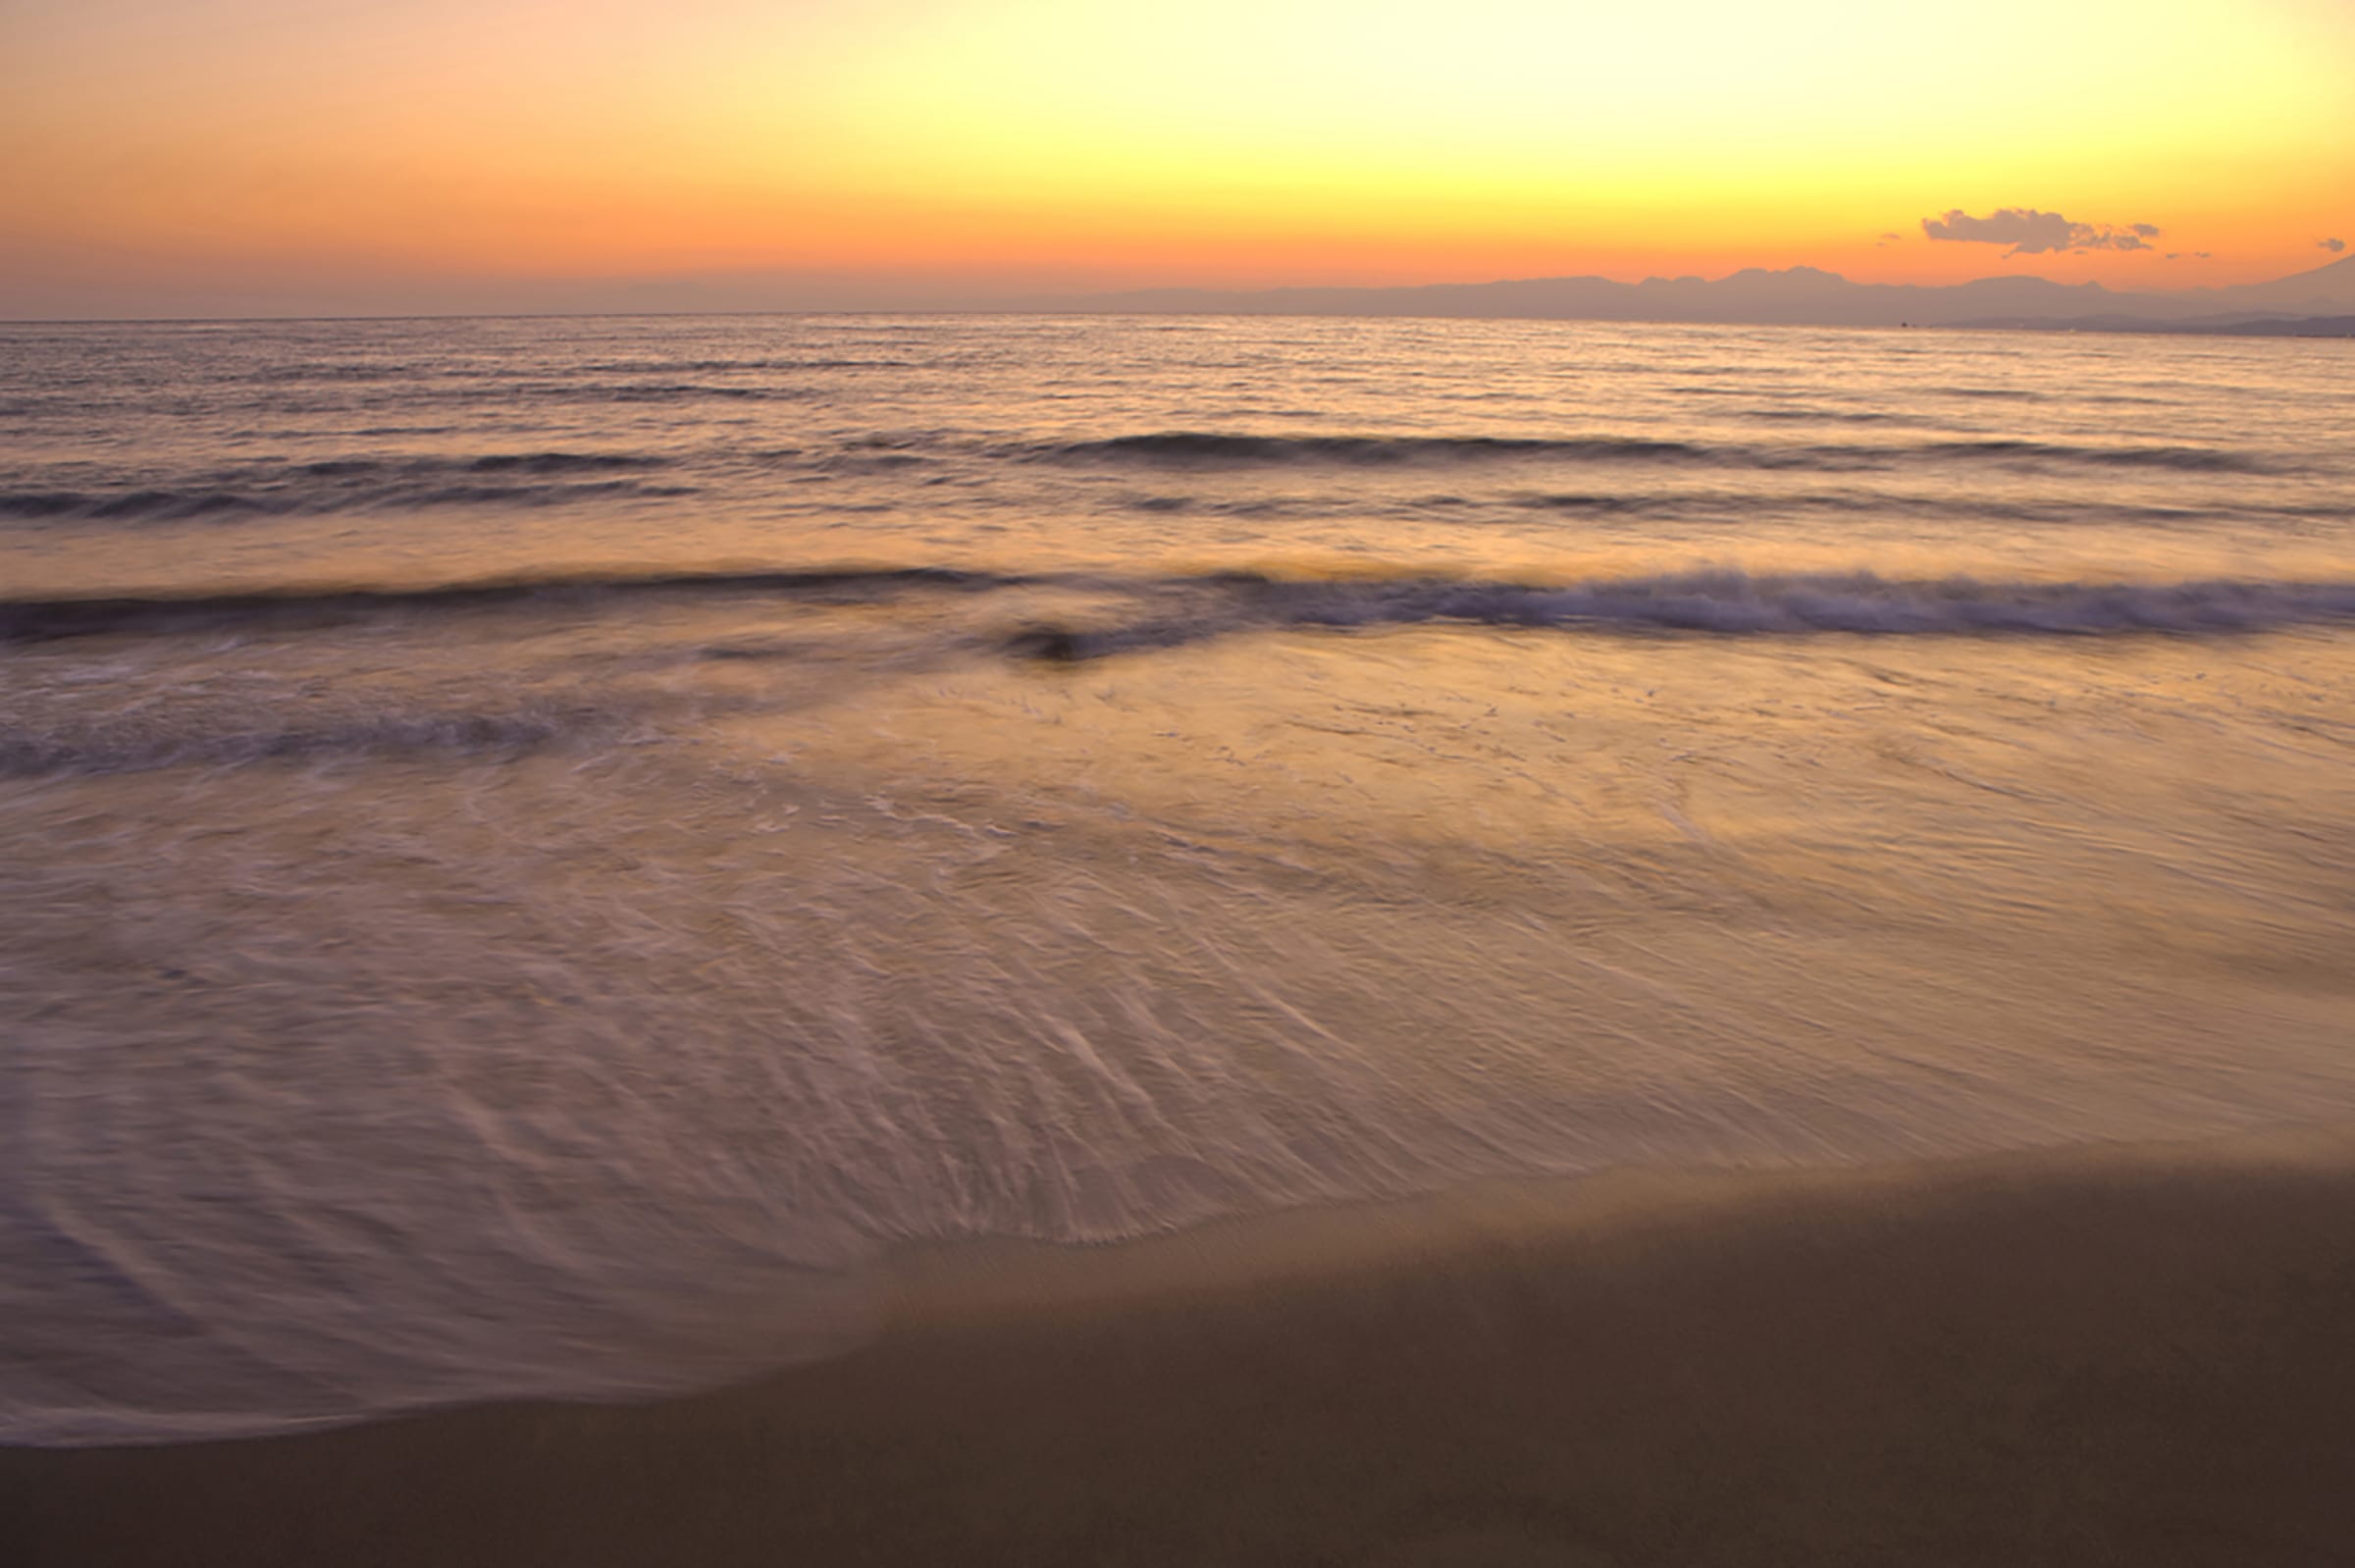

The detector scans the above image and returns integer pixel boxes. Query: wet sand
[6,1128,2352,1567]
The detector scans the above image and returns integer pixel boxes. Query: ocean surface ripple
[3,313,2351,1443]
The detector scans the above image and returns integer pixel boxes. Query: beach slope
[6,1130,2352,1567]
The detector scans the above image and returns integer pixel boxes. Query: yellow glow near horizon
[4,0,2352,312]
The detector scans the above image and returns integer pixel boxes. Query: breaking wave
[8,562,2346,649]
[1019,431,2280,473]
[1007,572,2355,657]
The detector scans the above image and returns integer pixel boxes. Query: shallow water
[3,314,2351,1442]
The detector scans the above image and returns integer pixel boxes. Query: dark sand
[6,1129,2352,1566]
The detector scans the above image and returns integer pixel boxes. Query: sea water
[3,314,2351,1442]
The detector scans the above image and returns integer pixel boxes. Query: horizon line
[4,254,2347,328]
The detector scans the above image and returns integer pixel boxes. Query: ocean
[3,313,2352,1447]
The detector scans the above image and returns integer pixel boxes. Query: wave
[571,358,917,375]
[0,453,688,523]
[0,707,604,778]
[1016,432,2280,474]
[297,452,672,477]
[234,363,430,386]
[1026,434,1717,466]
[1007,572,2355,658]
[0,483,686,523]
[1735,408,1900,424]
[397,480,697,507]
[524,382,811,403]
[0,567,1021,643]
[1520,491,2344,525]
[1914,441,2267,472]
[10,565,2353,652]
[0,491,278,522]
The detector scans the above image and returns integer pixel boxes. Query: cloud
[1920,207,2162,255]
[2322,237,2347,253]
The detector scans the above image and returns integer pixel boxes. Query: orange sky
[5,0,2352,315]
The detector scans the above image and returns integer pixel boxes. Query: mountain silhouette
[1058,254,2355,333]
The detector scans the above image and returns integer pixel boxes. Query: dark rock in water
[1007,625,1088,662]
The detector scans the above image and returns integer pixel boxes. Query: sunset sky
[6,0,2352,317]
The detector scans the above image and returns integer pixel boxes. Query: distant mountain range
[1057,255,2355,336]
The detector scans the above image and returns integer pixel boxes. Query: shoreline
[7,1127,2353,1565]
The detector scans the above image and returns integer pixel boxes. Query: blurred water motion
[2,314,2351,1442]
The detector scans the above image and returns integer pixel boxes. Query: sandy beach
[8,1127,2350,1567]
